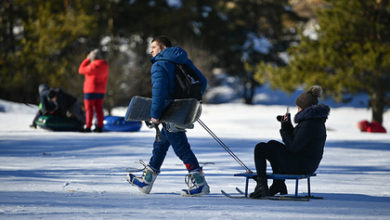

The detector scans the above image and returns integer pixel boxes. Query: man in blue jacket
[127,36,209,196]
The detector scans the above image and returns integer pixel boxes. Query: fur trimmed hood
[294,104,330,124]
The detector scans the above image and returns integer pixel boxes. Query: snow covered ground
[0,99,390,219]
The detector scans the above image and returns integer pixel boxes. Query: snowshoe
[126,161,158,194]
[181,168,210,197]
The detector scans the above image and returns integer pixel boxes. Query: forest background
[1,0,389,122]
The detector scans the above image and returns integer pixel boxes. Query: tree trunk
[370,90,385,124]
[243,72,257,105]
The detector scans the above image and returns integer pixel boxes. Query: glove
[88,49,98,61]
[276,113,291,123]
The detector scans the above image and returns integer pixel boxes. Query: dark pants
[31,110,43,126]
[254,140,308,178]
[69,101,85,124]
[149,124,200,172]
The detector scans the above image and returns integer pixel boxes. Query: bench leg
[294,179,299,197]
[307,177,311,199]
[245,177,249,197]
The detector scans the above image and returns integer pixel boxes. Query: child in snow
[46,88,85,124]
[30,84,84,128]
[250,85,330,198]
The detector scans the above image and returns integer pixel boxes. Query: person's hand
[276,113,291,123]
[86,52,92,60]
[87,49,98,61]
[283,113,291,122]
[151,118,160,124]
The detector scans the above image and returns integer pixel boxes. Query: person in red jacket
[78,49,109,132]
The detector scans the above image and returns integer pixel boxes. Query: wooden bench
[234,172,317,199]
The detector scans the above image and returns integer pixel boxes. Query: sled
[221,188,312,201]
[103,116,142,132]
[35,115,83,131]
[223,172,322,201]
[124,96,201,128]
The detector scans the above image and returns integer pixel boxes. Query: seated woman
[250,85,330,198]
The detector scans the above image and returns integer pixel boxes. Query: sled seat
[234,172,317,199]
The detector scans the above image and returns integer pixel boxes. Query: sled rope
[197,118,252,173]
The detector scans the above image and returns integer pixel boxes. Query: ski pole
[197,118,253,173]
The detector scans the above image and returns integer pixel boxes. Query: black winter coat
[49,88,77,117]
[39,88,56,114]
[279,104,330,174]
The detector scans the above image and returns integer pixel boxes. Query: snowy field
[0,99,390,219]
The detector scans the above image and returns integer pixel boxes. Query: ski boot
[126,161,158,194]
[181,167,210,197]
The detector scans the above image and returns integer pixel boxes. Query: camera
[276,113,291,122]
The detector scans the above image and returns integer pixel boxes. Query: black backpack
[172,63,202,100]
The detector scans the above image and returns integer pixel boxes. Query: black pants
[254,140,308,178]
[32,110,43,126]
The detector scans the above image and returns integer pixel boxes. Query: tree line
[254,0,390,123]
[1,0,389,122]
[0,0,302,111]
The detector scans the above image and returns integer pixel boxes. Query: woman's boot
[269,180,287,196]
[249,176,269,198]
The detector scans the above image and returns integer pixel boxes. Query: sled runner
[125,96,201,128]
[221,188,313,201]
[221,172,322,201]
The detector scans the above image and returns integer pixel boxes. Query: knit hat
[295,85,322,109]
[38,84,49,94]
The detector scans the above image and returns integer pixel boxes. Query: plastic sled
[36,115,83,131]
[103,116,142,132]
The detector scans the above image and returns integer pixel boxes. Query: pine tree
[0,0,97,103]
[256,0,390,123]
[200,0,303,104]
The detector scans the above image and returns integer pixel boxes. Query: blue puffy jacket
[150,47,207,119]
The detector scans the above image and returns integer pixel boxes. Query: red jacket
[358,120,387,133]
[78,59,109,94]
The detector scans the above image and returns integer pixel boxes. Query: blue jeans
[149,124,200,172]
